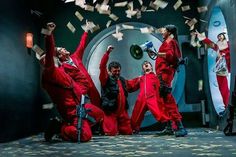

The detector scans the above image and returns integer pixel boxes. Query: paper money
[125,2,137,18]
[181,5,190,11]
[122,24,134,29]
[141,6,147,12]
[65,0,75,3]
[198,80,203,91]
[114,1,128,7]
[190,32,197,47]
[112,25,123,41]
[145,9,155,12]
[67,22,76,33]
[149,1,159,10]
[30,10,42,17]
[102,0,109,5]
[100,4,109,11]
[75,0,86,8]
[138,0,143,5]
[190,24,194,31]
[32,44,45,60]
[125,10,137,18]
[81,21,96,32]
[127,1,134,10]
[96,4,111,14]
[32,44,44,56]
[41,28,51,35]
[85,5,95,12]
[197,6,208,13]
[140,27,154,33]
[187,18,198,27]
[75,11,83,21]
[136,10,142,19]
[90,25,100,33]
[199,19,208,23]
[153,0,168,9]
[173,0,182,10]
[106,20,112,28]
[183,16,191,20]
[112,32,123,41]
[155,27,164,33]
[42,103,54,109]
[109,14,119,21]
[196,31,206,41]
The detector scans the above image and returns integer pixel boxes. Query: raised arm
[202,38,218,51]
[99,51,110,87]
[196,31,218,51]
[74,31,88,60]
[99,46,114,87]
[45,22,56,69]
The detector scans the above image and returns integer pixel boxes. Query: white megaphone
[130,41,158,60]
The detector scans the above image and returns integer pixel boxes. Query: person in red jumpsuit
[129,61,170,133]
[99,45,133,136]
[41,22,104,142]
[155,25,187,137]
[54,22,101,108]
[197,32,230,108]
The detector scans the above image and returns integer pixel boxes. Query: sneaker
[133,130,139,135]
[155,128,174,136]
[174,128,188,137]
[219,110,226,117]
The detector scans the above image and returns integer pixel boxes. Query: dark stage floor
[1,128,236,157]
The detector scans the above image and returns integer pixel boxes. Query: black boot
[174,121,187,137]
[155,121,174,136]
[44,117,62,142]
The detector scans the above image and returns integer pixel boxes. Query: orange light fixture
[26,33,33,48]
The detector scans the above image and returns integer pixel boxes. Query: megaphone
[130,41,158,60]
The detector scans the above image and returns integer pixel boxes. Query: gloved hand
[83,20,91,32]
[195,30,206,41]
[107,45,114,53]
[47,22,56,32]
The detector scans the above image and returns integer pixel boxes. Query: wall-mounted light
[26,33,33,48]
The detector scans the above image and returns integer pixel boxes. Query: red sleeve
[126,77,140,92]
[45,34,56,69]
[202,38,218,51]
[99,51,110,87]
[165,40,181,65]
[73,32,88,60]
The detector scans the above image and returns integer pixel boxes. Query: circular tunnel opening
[207,7,231,118]
[84,22,186,128]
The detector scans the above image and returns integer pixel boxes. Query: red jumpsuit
[202,38,230,107]
[99,51,133,135]
[42,34,104,142]
[155,38,182,124]
[128,72,170,132]
[60,32,101,108]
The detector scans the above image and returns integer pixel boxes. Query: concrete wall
[0,0,45,142]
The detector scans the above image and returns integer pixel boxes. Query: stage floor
[1,128,236,157]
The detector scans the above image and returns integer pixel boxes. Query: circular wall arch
[83,22,186,128]
[207,7,230,116]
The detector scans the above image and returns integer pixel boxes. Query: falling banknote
[67,22,76,33]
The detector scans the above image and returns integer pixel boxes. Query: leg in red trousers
[117,111,133,135]
[217,75,230,107]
